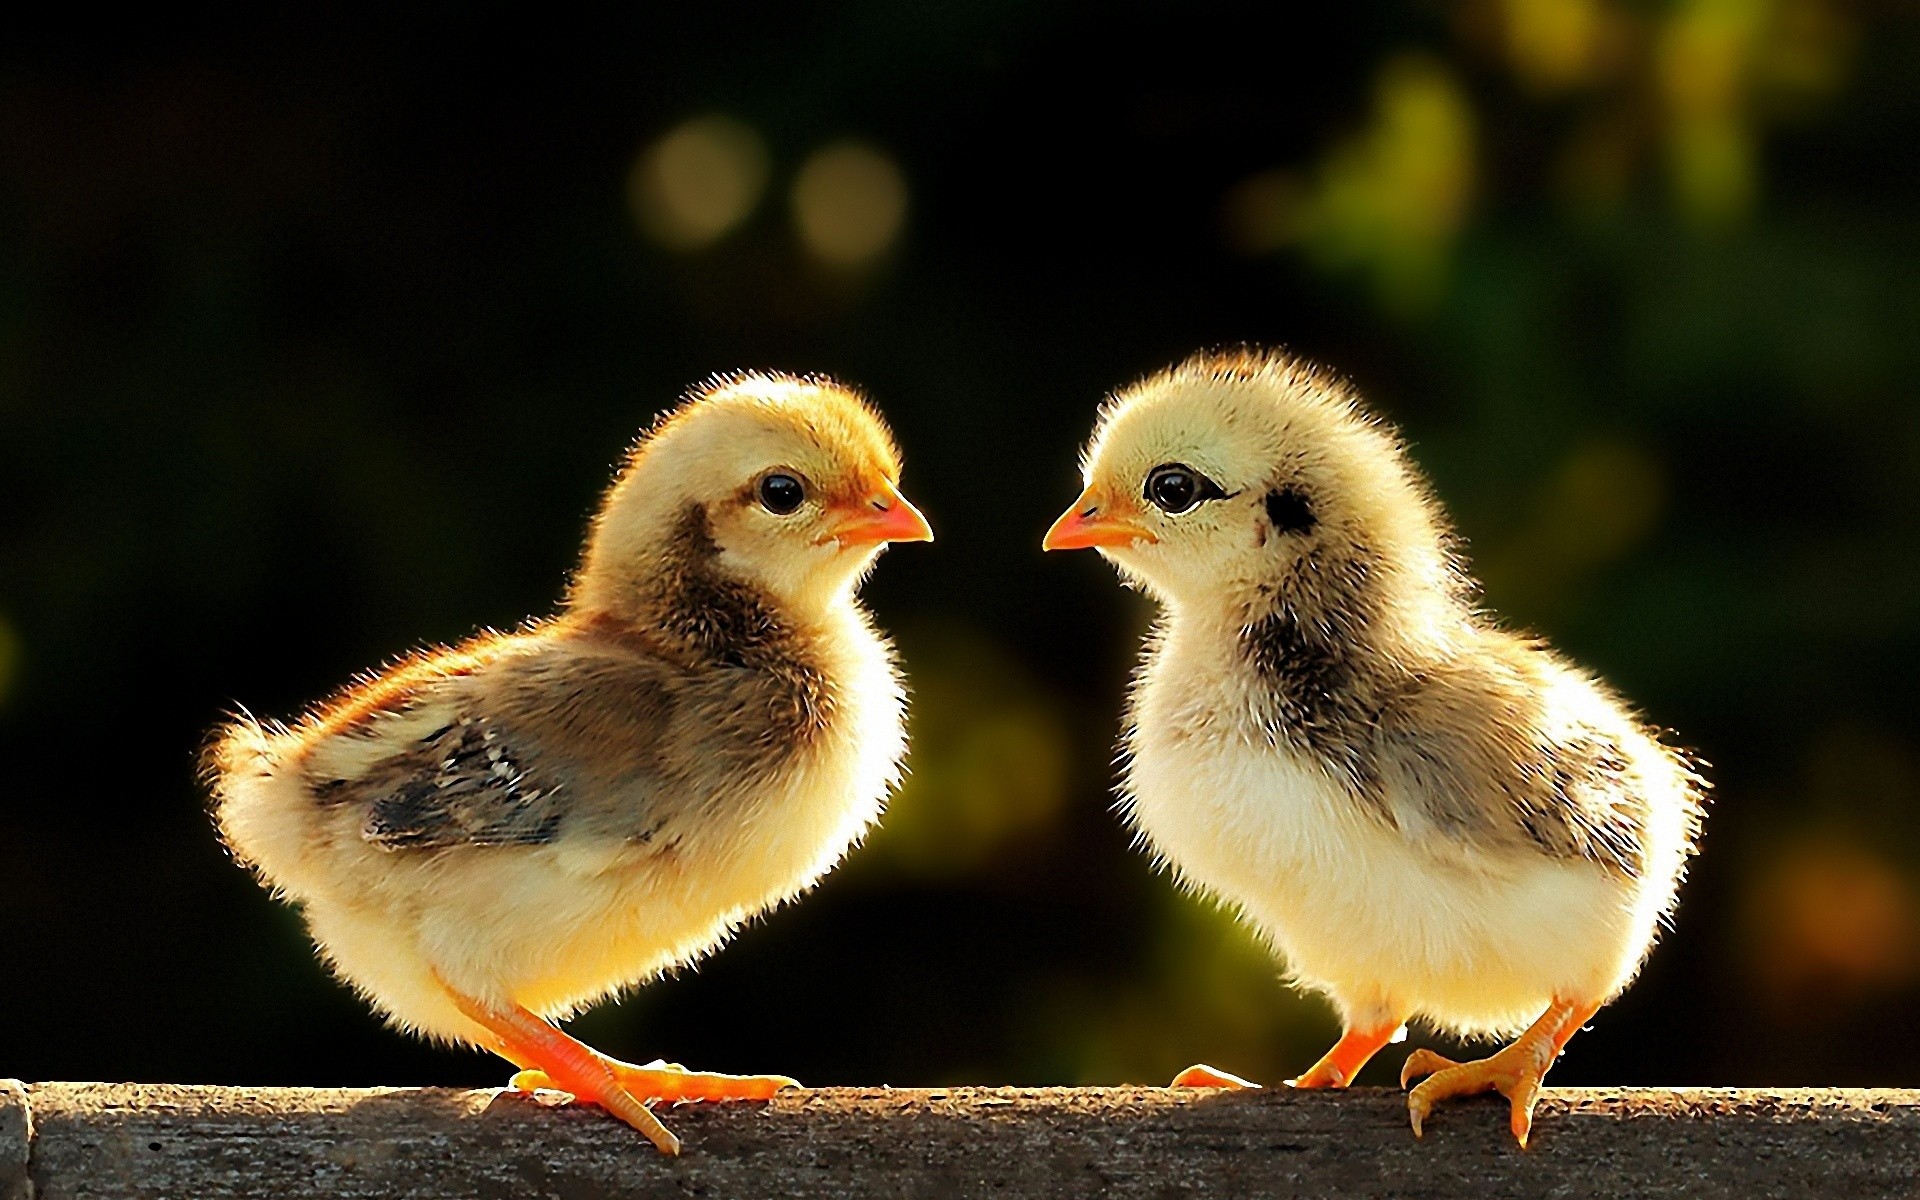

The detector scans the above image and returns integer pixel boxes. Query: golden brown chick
[1044,349,1703,1146]
[207,372,932,1154]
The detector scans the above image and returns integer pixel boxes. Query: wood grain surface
[6,1081,1918,1199]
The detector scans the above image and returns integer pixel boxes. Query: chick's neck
[572,503,821,670]
[1181,538,1457,682]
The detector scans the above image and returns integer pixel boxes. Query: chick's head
[1046,350,1461,633]
[576,372,931,622]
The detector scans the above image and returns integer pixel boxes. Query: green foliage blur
[2,1,1917,1090]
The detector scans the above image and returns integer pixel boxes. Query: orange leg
[445,988,683,1154]
[1398,997,1601,1147]
[1292,1021,1405,1088]
[441,985,800,1155]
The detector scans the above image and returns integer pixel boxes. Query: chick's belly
[418,740,889,1021]
[1253,852,1633,1034]
[302,898,476,1042]
[470,856,742,1018]
[309,846,753,1042]
[420,840,827,1018]
[1128,742,1639,1034]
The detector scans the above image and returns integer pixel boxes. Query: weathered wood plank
[0,1080,27,1200]
[11,1081,1920,1199]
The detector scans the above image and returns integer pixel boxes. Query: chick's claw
[1169,1063,1260,1089]
[506,1068,569,1098]
[1289,1062,1348,1089]
[1401,1044,1551,1146]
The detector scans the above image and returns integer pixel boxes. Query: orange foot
[1399,997,1599,1147]
[511,1059,798,1104]
[441,982,796,1155]
[1169,1063,1260,1089]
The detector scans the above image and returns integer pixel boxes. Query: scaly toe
[1170,1064,1260,1089]
[1401,1050,1548,1146]
[1508,1077,1542,1147]
[596,1085,681,1155]
[611,1063,800,1103]
[509,1067,678,1152]
[1408,1092,1431,1139]
[1398,1048,1459,1089]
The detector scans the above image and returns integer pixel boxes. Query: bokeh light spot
[1658,0,1763,227]
[791,141,908,267]
[1543,439,1667,564]
[1759,0,1857,108]
[1747,837,1918,1008]
[627,115,771,250]
[1230,54,1474,311]
[1503,0,1609,92]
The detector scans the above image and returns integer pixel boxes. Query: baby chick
[1044,349,1702,1145]
[207,372,931,1154]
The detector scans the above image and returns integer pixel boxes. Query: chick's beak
[1043,488,1158,551]
[824,483,934,547]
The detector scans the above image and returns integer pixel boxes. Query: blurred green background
[3,1,1918,1091]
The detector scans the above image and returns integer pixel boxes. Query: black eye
[757,473,805,514]
[1145,463,1223,514]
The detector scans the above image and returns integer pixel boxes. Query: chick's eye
[757,473,805,514]
[1144,463,1221,514]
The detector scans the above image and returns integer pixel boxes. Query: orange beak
[1042,488,1158,551]
[824,483,935,547]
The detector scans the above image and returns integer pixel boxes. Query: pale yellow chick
[1044,349,1703,1145]
[207,372,932,1154]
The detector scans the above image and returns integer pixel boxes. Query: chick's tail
[201,713,314,891]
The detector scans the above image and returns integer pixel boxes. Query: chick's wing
[303,635,682,852]
[342,707,571,850]
[1370,651,1648,877]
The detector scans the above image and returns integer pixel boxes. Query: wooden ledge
[6,1080,1920,1198]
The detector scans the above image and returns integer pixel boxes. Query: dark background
[4,1,1919,1091]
